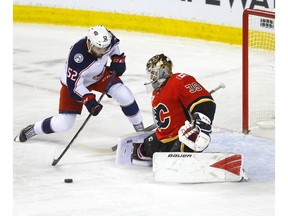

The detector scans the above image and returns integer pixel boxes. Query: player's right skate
[14,125,36,142]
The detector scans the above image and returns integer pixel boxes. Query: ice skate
[133,122,144,132]
[14,125,36,142]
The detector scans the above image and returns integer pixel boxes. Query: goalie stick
[111,82,225,152]
[51,71,117,166]
[209,82,225,94]
[111,123,157,152]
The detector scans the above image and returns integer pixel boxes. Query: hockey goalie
[116,53,247,183]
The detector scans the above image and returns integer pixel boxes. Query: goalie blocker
[115,132,248,183]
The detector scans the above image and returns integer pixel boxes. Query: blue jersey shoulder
[109,31,120,48]
[67,37,95,72]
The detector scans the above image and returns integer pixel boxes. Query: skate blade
[14,135,20,142]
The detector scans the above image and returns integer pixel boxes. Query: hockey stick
[209,82,225,94]
[52,72,117,166]
[111,123,156,152]
[111,82,225,152]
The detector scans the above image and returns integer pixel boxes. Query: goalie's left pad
[115,131,153,166]
[153,152,248,183]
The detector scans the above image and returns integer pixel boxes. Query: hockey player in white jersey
[15,25,144,142]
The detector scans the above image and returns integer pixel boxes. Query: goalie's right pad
[153,152,248,183]
[178,112,212,152]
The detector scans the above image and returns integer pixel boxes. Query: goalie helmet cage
[242,8,275,134]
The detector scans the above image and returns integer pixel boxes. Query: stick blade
[51,159,58,166]
[14,135,20,142]
[111,145,117,152]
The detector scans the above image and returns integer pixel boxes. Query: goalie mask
[145,54,173,92]
[87,25,112,57]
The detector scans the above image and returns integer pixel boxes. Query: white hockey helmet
[87,25,112,57]
[145,54,173,92]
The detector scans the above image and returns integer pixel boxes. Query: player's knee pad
[51,113,76,132]
[108,83,142,125]
[108,83,135,106]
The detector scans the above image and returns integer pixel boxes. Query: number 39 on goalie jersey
[152,73,215,143]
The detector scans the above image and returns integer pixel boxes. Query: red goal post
[242,8,275,134]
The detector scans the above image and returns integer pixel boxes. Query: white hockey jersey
[60,32,120,101]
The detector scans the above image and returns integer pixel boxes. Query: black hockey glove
[82,93,103,116]
[110,53,126,76]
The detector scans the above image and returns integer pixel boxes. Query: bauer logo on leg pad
[168,153,193,158]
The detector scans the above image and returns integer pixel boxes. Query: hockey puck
[64,178,73,183]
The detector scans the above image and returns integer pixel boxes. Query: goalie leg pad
[115,131,153,166]
[153,152,248,183]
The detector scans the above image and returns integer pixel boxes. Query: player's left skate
[133,122,144,132]
[14,125,36,142]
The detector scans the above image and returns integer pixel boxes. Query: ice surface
[13,23,276,216]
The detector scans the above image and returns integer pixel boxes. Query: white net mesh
[247,10,275,129]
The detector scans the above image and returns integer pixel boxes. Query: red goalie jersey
[152,72,214,143]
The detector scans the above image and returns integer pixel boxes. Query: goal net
[242,8,275,134]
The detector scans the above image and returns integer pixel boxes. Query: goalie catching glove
[178,112,212,152]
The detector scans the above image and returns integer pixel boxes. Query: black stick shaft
[52,72,117,166]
